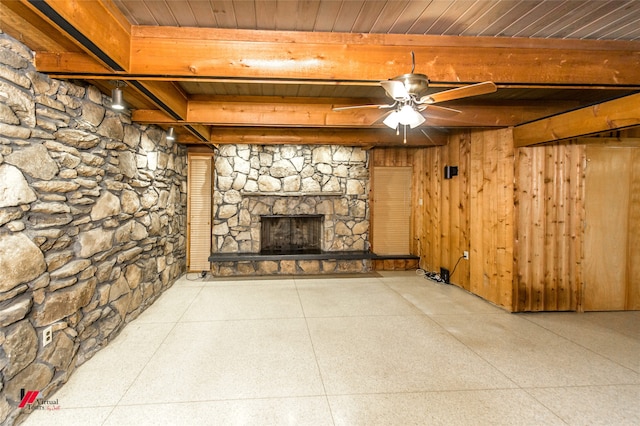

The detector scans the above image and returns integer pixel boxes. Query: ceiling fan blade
[381,80,409,100]
[419,81,497,104]
[332,104,394,111]
[418,104,461,116]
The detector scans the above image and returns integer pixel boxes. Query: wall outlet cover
[42,326,53,347]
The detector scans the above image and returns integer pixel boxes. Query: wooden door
[584,146,640,310]
[372,167,412,255]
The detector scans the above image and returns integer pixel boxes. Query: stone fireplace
[209,144,372,275]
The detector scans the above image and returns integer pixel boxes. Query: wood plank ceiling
[1,0,640,146]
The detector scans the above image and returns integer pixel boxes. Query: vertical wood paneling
[436,133,472,290]
[431,148,442,272]
[568,144,585,311]
[470,128,515,310]
[531,147,545,310]
[514,147,531,310]
[458,132,471,290]
[497,129,515,307]
[514,143,585,312]
[584,145,635,311]
[412,149,426,257]
[406,131,474,292]
[375,131,640,313]
[628,149,640,309]
[543,146,557,309]
[441,140,452,271]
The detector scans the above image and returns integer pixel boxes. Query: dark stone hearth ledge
[240,191,343,197]
[208,252,419,262]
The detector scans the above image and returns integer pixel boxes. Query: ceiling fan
[333,52,497,142]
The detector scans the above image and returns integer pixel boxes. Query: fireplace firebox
[260,215,322,254]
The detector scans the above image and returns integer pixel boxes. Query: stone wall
[0,33,187,424]
[213,144,370,253]
[210,144,371,276]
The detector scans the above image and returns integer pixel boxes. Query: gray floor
[24,271,640,425]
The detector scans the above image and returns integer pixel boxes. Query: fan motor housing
[392,73,430,97]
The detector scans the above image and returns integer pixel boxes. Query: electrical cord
[449,255,464,279]
[417,268,447,284]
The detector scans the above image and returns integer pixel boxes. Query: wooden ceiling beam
[126,28,640,86]
[130,99,575,128]
[127,80,189,120]
[183,123,212,142]
[26,23,640,86]
[35,51,114,74]
[188,104,548,128]
[20,0,131,72]
[513,92,640,146]
[0,0,81,53]
[204,127,445,147]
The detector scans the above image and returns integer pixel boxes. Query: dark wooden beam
[514,93,640,146]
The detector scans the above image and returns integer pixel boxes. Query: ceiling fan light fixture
[383,111,401,129]
[398,104,426,128]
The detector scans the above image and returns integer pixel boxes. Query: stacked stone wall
[211,144,371,276]
[0,33,187,424]
[213,144,370,253]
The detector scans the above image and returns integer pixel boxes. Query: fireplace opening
[260,215,323,254]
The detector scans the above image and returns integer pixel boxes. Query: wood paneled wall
[513,143,586,311]
[412,129,514,310]
[359,130,640,312]
[469,129,515,310]
[372,128,515,310]
[628,148,640,310]
[417,134,472,292]
[583,145,640,311]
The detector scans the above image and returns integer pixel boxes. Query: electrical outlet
[42,326,53,347]
[463,251,469,260]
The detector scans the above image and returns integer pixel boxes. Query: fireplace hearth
[261,215,322,254]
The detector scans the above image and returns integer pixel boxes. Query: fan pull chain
[403,125,407,144]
